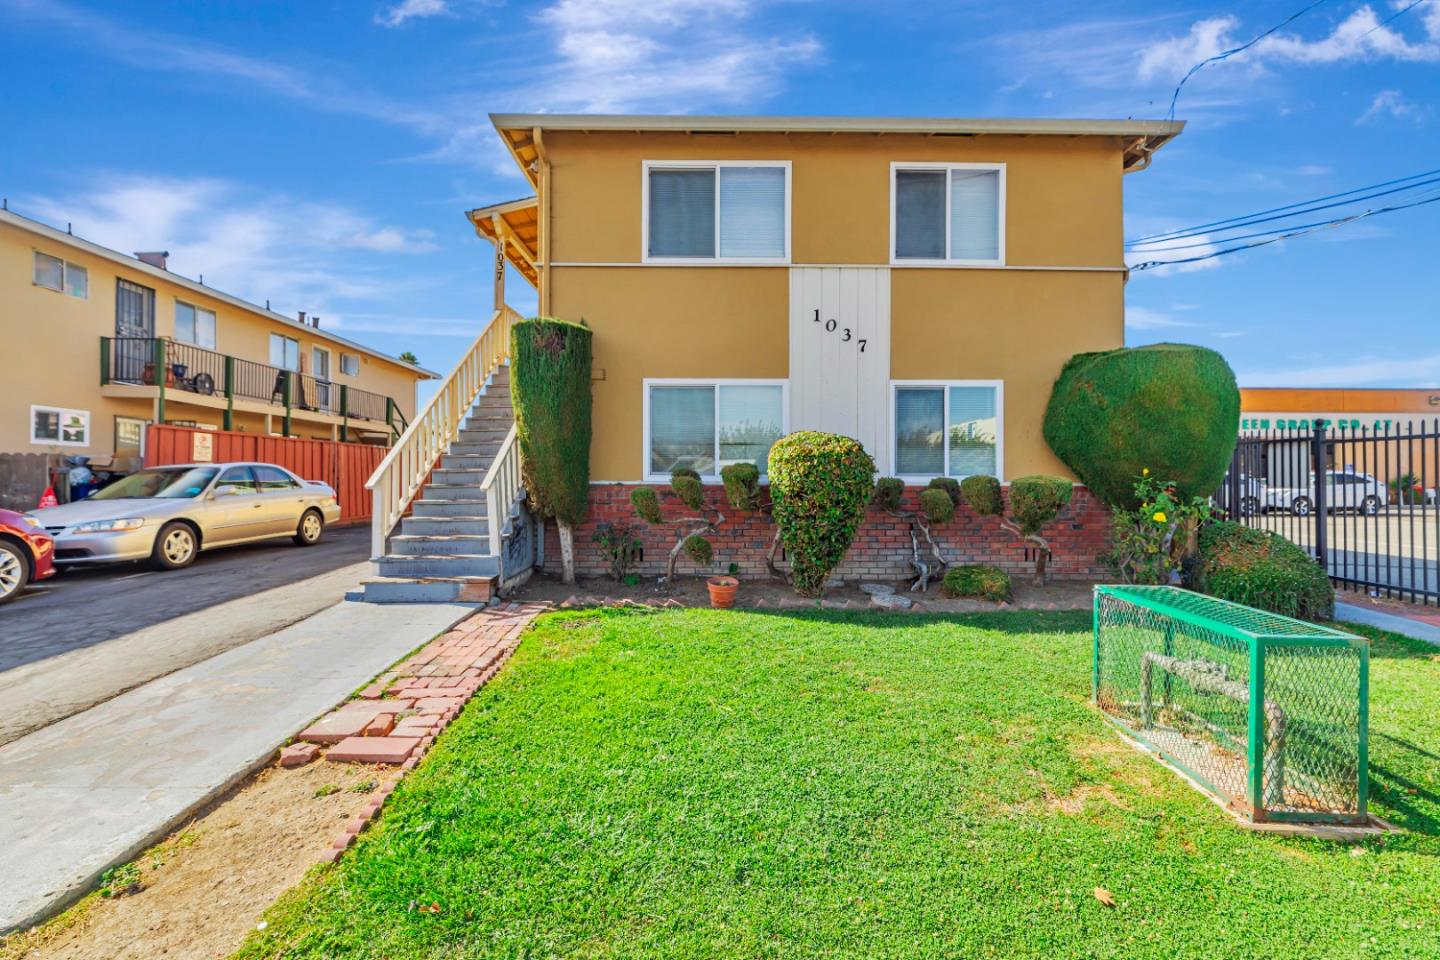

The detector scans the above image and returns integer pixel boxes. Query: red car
[0,507,55,605]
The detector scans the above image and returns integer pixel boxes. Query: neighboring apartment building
[0,207,436,510]
[365,113,1183,598]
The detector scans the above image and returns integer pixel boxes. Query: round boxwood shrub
[1008,476,1072,535]
[630,487,662,525]
[683,533,713,567]
[720,462,760,511]
[873,477,905,512]
[919,487,956,524]
[671,472,705,511]
[1043,343,1239,508]
[927,477,961,506]
[961,475,1002,516]
[1192,521,1334,621]
[943,564,1012,602]
[768,431,875,596]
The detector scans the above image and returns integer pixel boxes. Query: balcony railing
[100,336,405,439]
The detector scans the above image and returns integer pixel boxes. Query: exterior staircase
[360,366,516,603]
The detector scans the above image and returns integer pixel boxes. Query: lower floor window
[647,380,786,478]
[31,405,90,447]
[893,381,1002,479]
[115,416,149,456]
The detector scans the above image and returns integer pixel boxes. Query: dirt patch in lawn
[511,570,1098,612]
[0,760,384,960]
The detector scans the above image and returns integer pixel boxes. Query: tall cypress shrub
[510,318,592,583]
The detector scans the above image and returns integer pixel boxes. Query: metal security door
[115,279,155,382]
[788,267,891,472]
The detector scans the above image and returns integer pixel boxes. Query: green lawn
[239,610,1440,959]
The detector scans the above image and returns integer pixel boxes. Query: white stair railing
[366,304,522,561]
[480,424,522,559]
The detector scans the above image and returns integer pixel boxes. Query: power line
[1125,167,1440,245]
[1166,0,1330,122]
[1128,189,1440,271]
[1358,0,1431,41]
[1127,172,1440,247]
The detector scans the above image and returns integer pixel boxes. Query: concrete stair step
[359,576,496,604]
[377,554,500,578]
[448,440,504,455]
[389,534,490,556]
[432,468,487,485]
[412,498,488,518]
[400,516,488,536]
[440,453,494,470]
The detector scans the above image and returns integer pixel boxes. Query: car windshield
[90,467,220,500]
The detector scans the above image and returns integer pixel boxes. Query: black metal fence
[1218,421,1440,605]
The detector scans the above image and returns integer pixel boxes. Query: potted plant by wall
[706,574,739,608]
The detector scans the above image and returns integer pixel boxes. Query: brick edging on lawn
[544,484,1112,581]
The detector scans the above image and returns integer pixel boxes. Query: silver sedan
[29,462,342,571]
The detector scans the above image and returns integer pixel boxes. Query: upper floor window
[34,251,88,298]
[175,301,217,350]
[644,161,789,263]
[269,333,300,371]
[892,163,1004,265]
[340,353,360,377]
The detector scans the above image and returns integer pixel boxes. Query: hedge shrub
[927,477,961,506]
[768,432,875,596]
[943,565,1012,602]
[1192,521,1334,621]
[630,487,662,525]
[683,533,714,567]
[511,318,592,526]
[1008,476,1072,534]
[720,463,760,511]
[1043,343,1239,508]
[961,475,1003,516]
[873,477,905,512]
[919,487,956,524]
[671,472,705,511]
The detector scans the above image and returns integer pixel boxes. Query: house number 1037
[813,309,866,353]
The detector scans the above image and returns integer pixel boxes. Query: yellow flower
[1152,510,1168,523]
[1142,468,1150,476]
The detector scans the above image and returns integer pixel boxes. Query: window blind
[718,167,786,258]
[894,171,947,260]
[648,169,716,258]
[717,384,783,469]
[947,386,998,478]
[950,169,1000,261]
[895,387,945,475]
[650,385,716,475]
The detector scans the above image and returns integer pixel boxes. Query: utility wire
[1125,167,1440,245]
[1166,0,1330,122]
[1129,189,1440,271]
[1358,0,1430,41]
[1127,173,1440,247]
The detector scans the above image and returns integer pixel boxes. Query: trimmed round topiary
[1192,521,1335,621]
[768,431,876,597]
[961,475,1003,517]
[927,477,961,506]
[631,487,662,525]
[919,487,956,524]
[671,473,705,511]
[720,462,760,511]
[873,477,905,511]
[943,564,1012,602]
[1043,343,1240,509]
[1008,476,1072,535]
[683,533,713,567]
[671,466,701,483]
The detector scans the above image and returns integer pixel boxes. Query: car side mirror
[214,485,240,497]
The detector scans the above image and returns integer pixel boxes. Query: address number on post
[813,309,866,353]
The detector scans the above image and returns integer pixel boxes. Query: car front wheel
[152,522,199,570]
[1361,496,1381,516]
[1290,496,1313,517]
[0,541,29,604]
[294,509,324,547]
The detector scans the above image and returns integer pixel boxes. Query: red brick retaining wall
[543,484,1112,582]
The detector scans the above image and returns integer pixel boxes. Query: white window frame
[311,345,332,379]
[33,251,88,298]
[642,378,790,482]
[339,352,360,377]
[174,300,217,349]
[889,379,1004,482]
[30,404,90,448]
[114,415,149,457]
[641,160,792,265]
[269,333,300,371]
[889,162,1006,267]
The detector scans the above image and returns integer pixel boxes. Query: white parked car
[1266,471,1386,517]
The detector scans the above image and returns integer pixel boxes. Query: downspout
[532,127,551,317]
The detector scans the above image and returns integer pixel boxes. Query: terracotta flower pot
[706,575,739,609]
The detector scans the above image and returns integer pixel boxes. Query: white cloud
[376,0,448,27]
[1239,352,1440,387]
[1357,88,1432,124]
[1125,306,1198,330]
[24,175,439,320]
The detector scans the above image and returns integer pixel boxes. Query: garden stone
[859,583,896,596]
[870,593,913,610]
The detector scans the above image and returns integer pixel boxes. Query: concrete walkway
[1336,601,1440,646]
[0,599,475,934]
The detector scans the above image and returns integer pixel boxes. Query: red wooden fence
[144,425,386,525]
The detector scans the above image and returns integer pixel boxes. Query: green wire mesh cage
[1093,585,1369,824]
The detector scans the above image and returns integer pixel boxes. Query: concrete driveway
[0,524,371,745]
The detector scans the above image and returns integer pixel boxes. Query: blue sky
[3,0,1437,390]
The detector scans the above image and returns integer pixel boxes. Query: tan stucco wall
[0,220,421,465]
[538,129,1129,482]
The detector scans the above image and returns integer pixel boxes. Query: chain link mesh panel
[1094,586,1368,824]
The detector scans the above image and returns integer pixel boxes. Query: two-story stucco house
[362,114,1182,601]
